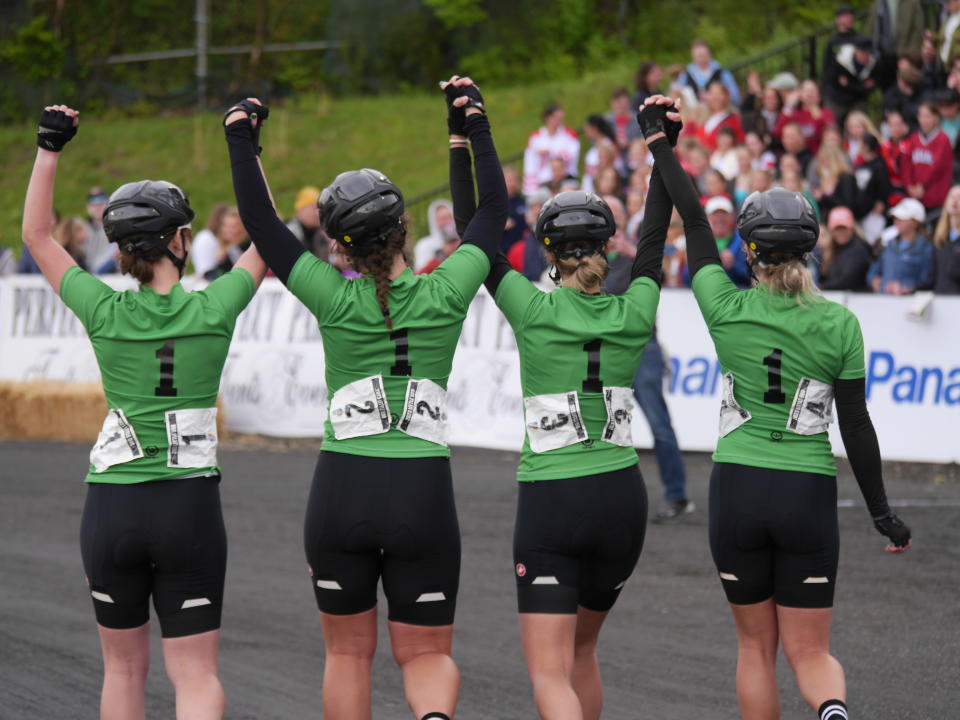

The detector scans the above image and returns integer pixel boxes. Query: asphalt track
[1,440,958,719]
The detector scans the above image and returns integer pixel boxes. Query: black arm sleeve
[631,163,672,285]
[459,113,508,266]
[483,252,513,296]
[649,137,721,279]
[835,377,891,518]
[449,146,476,238]
[226,123,306,284]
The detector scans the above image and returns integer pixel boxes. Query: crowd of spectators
[419,1,958,295]
[5,2,960,296]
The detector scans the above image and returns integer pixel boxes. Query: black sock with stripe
[421,714,450,720]
[819,699,848,720]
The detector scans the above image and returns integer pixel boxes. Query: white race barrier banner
[1,275,957,463]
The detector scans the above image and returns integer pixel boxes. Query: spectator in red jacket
[773,80,837,155]
[902,101,954,211]
[882,108,911,206]
[695,80,745,151]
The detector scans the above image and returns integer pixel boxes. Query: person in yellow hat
[287,185,329,260]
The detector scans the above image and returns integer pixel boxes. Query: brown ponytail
[117,228,191,284]
[555,252,609,293]
[346,220,409,329]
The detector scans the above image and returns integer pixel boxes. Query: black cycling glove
[37,109,78,152]
[637,102,682,147]
[444,80,485,136]
[873,512,911,548]
[222,100,270,154]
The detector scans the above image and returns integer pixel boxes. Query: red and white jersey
[522,125,581,194]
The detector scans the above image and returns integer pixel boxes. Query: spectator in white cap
[684,195,750,287]
[868,197,934,293]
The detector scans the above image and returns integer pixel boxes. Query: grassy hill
[0,62,640,249]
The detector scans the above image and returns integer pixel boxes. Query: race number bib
[90,408,144,472]
[719,372,752,438]
[787,377,834,435]
[524,391,588,453]
[398,379,449,447]
[166,408,218,469]
[602,386,635,447]
[329,375,391,440]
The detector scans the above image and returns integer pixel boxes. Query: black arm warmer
[484,252,513,296]
[649,137,721,279]
[631,164,672,285]
[834,377,891,518]
[449,146,476,238]
[459,113,508,266]
[225,122,306,284]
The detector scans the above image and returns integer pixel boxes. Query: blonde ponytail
[556,253,609,293]
[754,258,819,305]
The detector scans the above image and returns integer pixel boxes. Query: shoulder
[564,127,579,141]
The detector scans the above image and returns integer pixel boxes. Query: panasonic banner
[1,276,957,464]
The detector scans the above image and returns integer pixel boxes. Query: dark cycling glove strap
[37,109,77,152]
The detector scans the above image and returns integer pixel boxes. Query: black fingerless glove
[444,81,486,136]
[37,109,77,152]
[444,83,467,136]
[222,100,270,154]
[873,512,911,548]
[637,103,682,147]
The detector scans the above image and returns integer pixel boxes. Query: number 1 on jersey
[155,340,178,397]
[762,349,785,404]
[582,339,603,393]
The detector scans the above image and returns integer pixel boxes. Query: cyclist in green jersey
[640,94,911,720]
[450,100,681,720]
[22,105,267,719]
[222,79,505,720]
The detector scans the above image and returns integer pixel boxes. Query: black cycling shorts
[513,464,648,614]
[709,462,840,609]
[80,475,226,638]
[304,451,460,626]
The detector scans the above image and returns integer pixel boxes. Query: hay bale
[0,381,227,442]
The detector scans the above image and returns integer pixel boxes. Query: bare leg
[730,599,781,720]
[388,621,459,718]
[161,629,224,720]
[778,606,845,712]
[519,613,582,720]
[98,622,150,720]
[319,608,377,720]
[571,606,607,720]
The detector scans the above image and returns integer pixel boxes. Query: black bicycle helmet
[103,180,194,255]
[737,188,819,262]
[535,190,615,256]
[319,169,404,255]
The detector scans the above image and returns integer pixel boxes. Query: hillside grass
[0,61,641,248]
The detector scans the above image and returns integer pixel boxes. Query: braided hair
[345,219,410,329]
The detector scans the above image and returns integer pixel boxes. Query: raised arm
[22,106,81,294]
[639,96,721,281]
[444,78,477,239]
[445,79,508,266]
[224,99,306,285]
[834,377,911,553]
